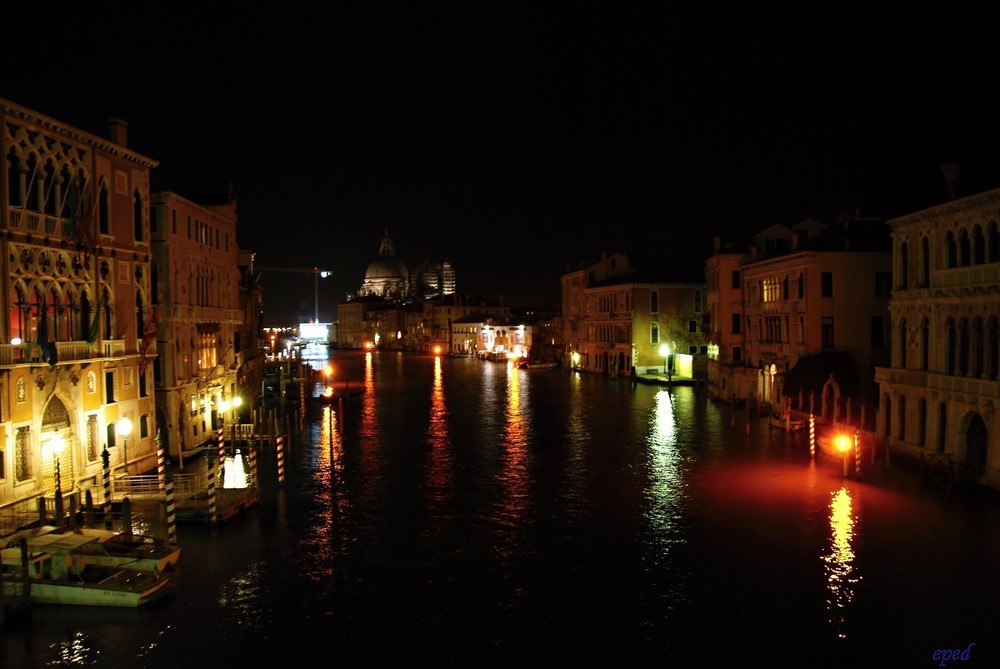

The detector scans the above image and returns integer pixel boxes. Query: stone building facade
[874,187,1000,488]
[149,191,242,465]
[0,99,158,515]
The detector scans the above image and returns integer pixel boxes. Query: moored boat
[8,526,181,575]
[1,541,172,607]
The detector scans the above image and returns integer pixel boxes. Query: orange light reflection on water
[493,364,530,564]
[425,355,453,519]
[824,485,859,638]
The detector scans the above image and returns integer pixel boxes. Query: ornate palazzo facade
[875,188,1000,488]
[0,99,158,516]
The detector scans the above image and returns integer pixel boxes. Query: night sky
[4,5,999,323]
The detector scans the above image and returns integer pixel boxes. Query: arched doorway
[41,395,76,493]
[964,412,988,476]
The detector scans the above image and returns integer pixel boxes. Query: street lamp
[118,417,133,476]
[659,343,671,384]
[314,269,331,323]
[835,433,851,477]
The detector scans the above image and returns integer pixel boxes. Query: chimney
[108,118,128,148]
[942,163,962,199]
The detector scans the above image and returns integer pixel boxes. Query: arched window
[973,224,985,264]
[899,241,909,288]
[133,189,144,242]
[898,317,908,369]
[8,284,27,341]
[945,318,956,375]
[921,236,930,287]
[946,230,957,268]
[921,317,930,371]
[650,290,658,314]
[937,402,947,453]
[650,322,659,344]
[918,398,927,448]
[959,317,970,376]
[136,291,145,343]
[959,228,971,266]
[98,181,110,235]
[989,221,1000,263]
[897,395,906,440]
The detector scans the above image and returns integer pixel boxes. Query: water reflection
[424,354,453,522]
[645,389,685,545]
[823,486,859,638]
[51,631,95,666]
[222,450,248,489]
[494,363,532,564]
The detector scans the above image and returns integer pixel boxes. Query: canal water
[3,350,999,668]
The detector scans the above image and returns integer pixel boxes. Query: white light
[117,417,133,438]
[10,337,22,345]
[43,433,65,458]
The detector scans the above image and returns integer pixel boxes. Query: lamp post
[118,417,133,476]
[314,269,331,323]
[43,434,65,530]
[659,343,671,384]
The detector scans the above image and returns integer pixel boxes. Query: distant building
[409,256,456,300]
[875,186,1000,489]
[707,214,891,414]
[561,252,708,379]
[150,191,242,462]
[357,230,409,301]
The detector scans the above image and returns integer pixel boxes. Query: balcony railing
[8,208,77,238]
[0,339,131,367]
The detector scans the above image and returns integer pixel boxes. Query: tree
[783,350,860,401]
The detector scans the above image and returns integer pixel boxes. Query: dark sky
[4,5,999,323]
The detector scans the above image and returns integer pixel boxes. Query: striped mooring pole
[247,438,257,492]
[206,458,217,524]
[102,446,112,529]
[165,478,177,544]
[218,425,226,486]
[157,443,166,492]
[854,432,862,479]
[809,414,816,459]
[276,434,285,485]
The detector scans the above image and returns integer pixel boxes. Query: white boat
[1,539,171,607]
[8,526,181,575]
[768,413,805,432]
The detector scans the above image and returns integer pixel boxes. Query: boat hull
[2,563,171,607]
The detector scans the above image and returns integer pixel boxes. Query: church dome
[365,257,408,281]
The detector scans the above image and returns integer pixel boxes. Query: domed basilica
[357,230,410,301]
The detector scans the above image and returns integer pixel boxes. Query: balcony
[0,339,129,367]
[8,208,77,238]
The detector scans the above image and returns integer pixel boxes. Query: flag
[138,305,160,374]
[86,300,101,345]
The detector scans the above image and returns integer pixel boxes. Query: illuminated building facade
[149,192,242,463]
[420,294,509,353]
[705,237,751,400]
[874,187,1000,488]
[0,99,158,514]
[561,252,708,379]
[409,256,456,299]
[711,216,891,411]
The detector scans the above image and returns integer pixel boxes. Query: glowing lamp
[835,434,851,453]
[118,417,133,475]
